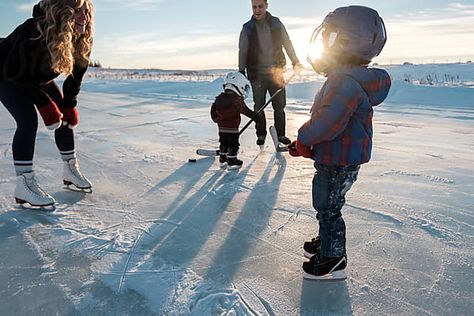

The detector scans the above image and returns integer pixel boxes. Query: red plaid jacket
[298,65,391,165]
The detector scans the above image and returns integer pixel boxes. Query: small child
[211,72,258,169]
[289,6,392,280]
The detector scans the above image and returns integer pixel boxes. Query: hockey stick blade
[196,149,220,156]
[276,146,289,152]
[269,125,289,153]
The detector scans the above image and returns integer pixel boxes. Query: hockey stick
[197,88,286,156]
[238,71,298,135]
[196,70,299,156]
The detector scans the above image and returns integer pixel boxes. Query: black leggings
[0,80,75,165]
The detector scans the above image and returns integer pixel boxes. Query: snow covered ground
[0,63,473,315]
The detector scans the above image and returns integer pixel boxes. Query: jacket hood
[32,1,46,18]
[332,65,391,106]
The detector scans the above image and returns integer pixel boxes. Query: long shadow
[300,279,353,315]
[105,154,262,302]
[137,156,215,219]
[201,154,287,285]
[138,155,260,264]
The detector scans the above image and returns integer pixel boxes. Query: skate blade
[16,198,56,211]
[227,165,242,171]
[303,251,317,259]
[64,181,93,193]
[303,269,347,281]
[219,162,227,168]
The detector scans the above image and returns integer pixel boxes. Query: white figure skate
[63,158,92,193]
[15,171,55,208]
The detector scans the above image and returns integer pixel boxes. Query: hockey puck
[188,158,197,163]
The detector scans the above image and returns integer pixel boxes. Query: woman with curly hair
[0,0,94,207]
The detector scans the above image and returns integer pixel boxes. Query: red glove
[60,107,79,129]
[289,140,313,158]
[38,101,63,130]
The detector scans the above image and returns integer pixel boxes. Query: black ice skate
[227,157,243,170]
[277,135,291,145]
[219,153,228,168]
[303,236,321,258]
[303,254,347,280]
[256,135,266,146]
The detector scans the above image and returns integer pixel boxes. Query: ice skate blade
[276,146,289,152]
[16,198,55,211]
[219,162,227,168]
[304,251,317,259]
[227,165,242,171]
[64,181,93,193]
[303,269,347,281]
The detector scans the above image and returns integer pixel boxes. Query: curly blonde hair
[37,0,94,75]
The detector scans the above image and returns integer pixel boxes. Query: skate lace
[69,161,85,180]
[25,177,49,198]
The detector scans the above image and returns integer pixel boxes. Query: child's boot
[303,236,321,258]
[302,254,347,280]
[227,147,242,170]
[219,153,228,168]
[219,145,228,168]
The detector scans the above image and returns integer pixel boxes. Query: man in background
[239,0,303,146]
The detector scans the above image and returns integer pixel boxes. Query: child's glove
[289,140,313,158]
[38,101,63,130]
[59,107,79,129]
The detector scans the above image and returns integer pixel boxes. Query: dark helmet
[307,6,387,74]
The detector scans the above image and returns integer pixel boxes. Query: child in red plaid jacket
[289,6,392,280]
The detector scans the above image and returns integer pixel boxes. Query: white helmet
[223,71,251,99]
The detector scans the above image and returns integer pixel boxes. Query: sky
[1,0,474,69]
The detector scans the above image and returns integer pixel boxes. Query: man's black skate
[278,135,291,145]
[256,135,266,146]
[303,254,347,280]
[303,236,321,258]
[227,157,243,170]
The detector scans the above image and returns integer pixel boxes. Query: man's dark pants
[250,71,286,138]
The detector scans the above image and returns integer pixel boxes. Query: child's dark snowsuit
[210,90,257,162]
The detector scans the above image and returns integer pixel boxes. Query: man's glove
[60,107,79,129]
[293,62,304,74]
[38,101,63,130]
[288,140,313,158]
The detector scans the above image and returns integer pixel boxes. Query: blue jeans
[312,163,360,257]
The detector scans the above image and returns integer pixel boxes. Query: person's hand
[38,101,63,130]
[60,107,79,129]
[288,140,313,158]
[293,62,304,74]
